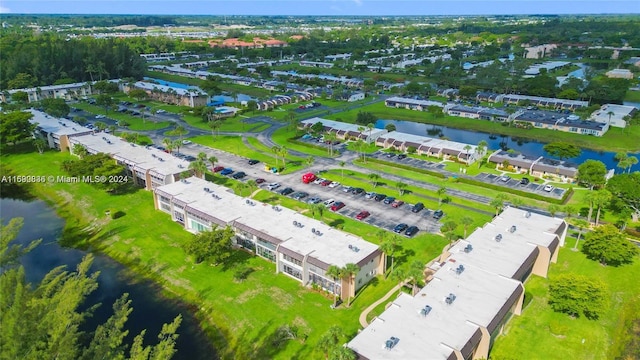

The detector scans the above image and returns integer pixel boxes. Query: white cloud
[0,5,11,13]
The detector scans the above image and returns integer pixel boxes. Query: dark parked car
[321,179,332,186]
[412,202,424,213]
[256,178,266,184]
[520,177,530,185]
[293,192,308,200]
[393,223,408,233]
[374,193,387,202]
[404,225,419,237]
[330,202,346,211]
[397,154,407,160]
[232,171,246,179]
[351,187,365,195]
[220,168,234,176]
[184,155,196,162]
[248,159,260,165]
[280,187,294,196]
[433,210,444,220]
[383,196,396,205]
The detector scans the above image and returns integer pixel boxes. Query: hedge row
[455,176,574,205]
[364,157,447,179]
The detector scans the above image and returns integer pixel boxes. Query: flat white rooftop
[348,262,522,359]
[386,96,444,108]
[156,177,379,268]
[28,109,93,137]
[590,104,637,124]
[134,81,206,96]
[71,133,190,176]
[379,131,477,153]
[301,117,387,138]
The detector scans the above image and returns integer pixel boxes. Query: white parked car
[95,114,106,119]
[543,184,555,192]
[156,109,167,114]
[182,140,192,145]
[328,181,340,188]
[267,182,281,191]
[313,177,325,185]
[323,199,335,207]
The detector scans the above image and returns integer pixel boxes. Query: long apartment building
[347,207,566,360]
[3,81,95,103]
[154,177,384,299]
[28,109,93,151]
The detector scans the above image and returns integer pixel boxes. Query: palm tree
[547,204,560,217]
[72,143,88,158]
[407,260,424,295]
[510,197,524,209]
[476,140,488,168]
[339,161,346,179]
[390,267,407,296]
[197,152,207,162]
[606,110,615,126]
[460,216,473,238]
[354,139,367,163]
[163,138,175,154]
[189,160,207,178]
[570,218,589,251]
[564,205,576,219]
[271,145,281,168]
[594,189,612,226]
[585,190,597,223]
[463,144,472,165]
[625,156,638,173]
[208,156,218,170]
[246,180,258,198]
[440,220,458,245]
[437,185,447,206]
[237,182,250,197]
[172,139,182,154]
[329,346,356,360]
[171,125,188,142]
[309,203,325,220]
[317,326,346,360]
[208,120,222,140]
[324,131,337,156]
[394,181,406,196]
[326,265,343,308]
[305,156,315,170]
[366,122,374,143]
[33,138,47,154]
[278,146,288,168]
[342,263,359,307]
[380,236,401,278]
[95,121,107,132]
[368,173,381,188]
[490,194,507,216]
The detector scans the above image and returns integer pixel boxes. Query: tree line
[0,33,146,90]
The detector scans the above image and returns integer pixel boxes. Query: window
[190,220,208,232]
[282,254,302,266]
[283,265,302,280]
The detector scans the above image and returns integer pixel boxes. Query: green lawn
[624,90,640,103]
[271,127,337,158]
[325,102,640,152]
[1,147,450,360]
[189,135,305,174]
[490,246,640,360]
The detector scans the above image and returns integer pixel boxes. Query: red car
[255,178,266,184]
[391,200,405,208]
[321,179,332,186]
[355,211,370,220]
[330,202,345,212]
[213,166,224,172]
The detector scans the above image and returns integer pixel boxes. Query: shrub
[548,273,607,320]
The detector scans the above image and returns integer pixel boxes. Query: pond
[376,119,640,173]
[1,197,217,360]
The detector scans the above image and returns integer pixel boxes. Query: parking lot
[180,143,444,236]
[368,151,447,171]
[474,173,566,199]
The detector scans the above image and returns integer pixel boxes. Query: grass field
[325,102,640,152]
[490,246,640,360]
[1,147,450,359]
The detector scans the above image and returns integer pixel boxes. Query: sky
[1,0,638,16]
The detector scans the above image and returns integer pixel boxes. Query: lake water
[1,198,217,360]
[376,119,640,173]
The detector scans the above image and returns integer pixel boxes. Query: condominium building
[153,177,384,299]
[376,131,480,165]
[3,81,95,103]
[68,132,192,190]
[28,109,93,152]
[347,208,567,360]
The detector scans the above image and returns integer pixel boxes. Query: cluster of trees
[549,274,608,320]
[183,226,234,265]
[62,150,129,193]
[1,218,182,360]
[0,111,36,146]
[1,33,145,89]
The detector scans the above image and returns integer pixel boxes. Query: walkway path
[358,281,405,328]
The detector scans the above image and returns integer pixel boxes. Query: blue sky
[1,0,638,16]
